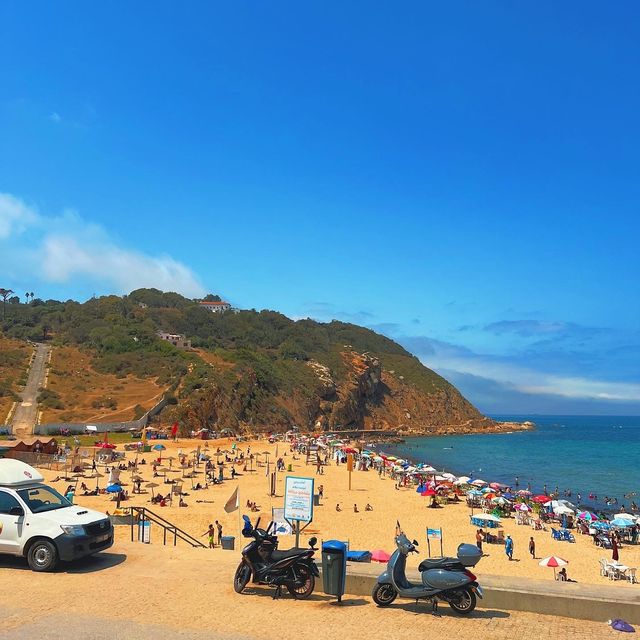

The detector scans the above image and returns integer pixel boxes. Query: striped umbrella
[539,555,568,579]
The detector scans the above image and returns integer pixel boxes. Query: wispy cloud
[49,111,62,123]
[400,334,640,408]
[0,193,205,297]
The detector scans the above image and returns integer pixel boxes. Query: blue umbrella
[592,521,611,530]
[611,518,634,527]
[106,484,122,493]
[502,492,515,500]
[153,444,166,451]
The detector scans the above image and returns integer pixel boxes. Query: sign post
[347,453,354,490]
[284,476,314,548]
[426,527,443,557]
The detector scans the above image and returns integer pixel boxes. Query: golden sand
[45,437,640,588]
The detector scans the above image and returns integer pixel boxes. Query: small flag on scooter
[224,487,239,513]
[427,528,442,539]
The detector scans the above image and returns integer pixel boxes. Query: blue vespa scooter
[372,524,483,615]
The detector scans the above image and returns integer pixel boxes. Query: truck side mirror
[9,506,24,517]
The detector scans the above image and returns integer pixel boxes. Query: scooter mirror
[412,539,419,546]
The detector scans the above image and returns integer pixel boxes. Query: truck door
[0,489,25,554]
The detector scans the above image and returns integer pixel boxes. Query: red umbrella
[371,549,391,563]
[342,447,358,454]
[421,489,436,497]
[532,495,551,504]
[97,442,116,449]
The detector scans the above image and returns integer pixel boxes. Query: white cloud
[49,112,62,123]
[0,193,40,239]
[410,336,640,403]
[0,192,206,298]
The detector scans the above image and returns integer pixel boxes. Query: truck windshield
[17,485,71,513]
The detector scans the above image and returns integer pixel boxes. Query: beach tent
[472,513,501,523]
[371,550,391,563]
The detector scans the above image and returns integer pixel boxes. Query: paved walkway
[10,343,50,438]
[0,540,624,639]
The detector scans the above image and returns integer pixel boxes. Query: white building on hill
[199,301,231,313]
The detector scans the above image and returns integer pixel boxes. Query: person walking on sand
[215,520,223,546]
[202,524,216,549]
[476,528,484,553]
[505,535,514,561]
[529,536,536,559]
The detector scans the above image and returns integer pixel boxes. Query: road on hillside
[11,343,51,437]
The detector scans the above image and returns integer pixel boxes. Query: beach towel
[609,619,635,632]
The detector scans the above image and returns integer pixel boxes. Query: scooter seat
[271,548,306,561]
[418,557,463,571]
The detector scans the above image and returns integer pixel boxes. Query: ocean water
[378,415,640,509]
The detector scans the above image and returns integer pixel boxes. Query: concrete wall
[325,564,640,624]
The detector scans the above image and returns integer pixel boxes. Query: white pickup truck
[0,459,113,571]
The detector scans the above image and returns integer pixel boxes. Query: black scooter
[234,515,319,599]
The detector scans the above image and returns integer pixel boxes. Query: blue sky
[1,2,639,414]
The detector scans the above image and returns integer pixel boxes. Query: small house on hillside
[199,300,231,314]
[157,332,191,349]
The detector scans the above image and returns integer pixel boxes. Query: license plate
[96,533,110,543]
[473,585,484,599]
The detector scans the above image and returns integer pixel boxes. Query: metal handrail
[129,506,206,548]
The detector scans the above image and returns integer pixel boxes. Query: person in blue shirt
[505,535,514,560]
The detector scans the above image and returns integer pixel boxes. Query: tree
[0,288,14,320]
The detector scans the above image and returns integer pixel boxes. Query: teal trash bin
[322,539,347,602]
[221,536,235,550]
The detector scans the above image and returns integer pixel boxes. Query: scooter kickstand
[273,586,282,600]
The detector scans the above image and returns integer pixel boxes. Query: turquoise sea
[378,415,640,510]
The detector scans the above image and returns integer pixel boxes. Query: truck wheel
[27,540,58,572]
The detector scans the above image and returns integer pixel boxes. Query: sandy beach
[36,436,640,588]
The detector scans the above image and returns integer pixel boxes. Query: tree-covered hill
[0,289,490,433]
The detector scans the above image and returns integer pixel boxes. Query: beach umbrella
[502,492,515,500]
[481,486,493,494]
[592,521,611,531]
[516,490,532,497]
[457,476,471,483]
[467,489,483,497]
[577,511,598,521]
[106,484,122,493]
[532,495,551,504]
[514,503,531,512]
[146,482,159,497]
[421,489,436,497]
[492,496,510,505]
[489,482,503,490]
[471,479,487,486]
[611,518,635,527]
[153,444,166,451]
[371,550,391,563]
[538,555,568,579]
[614,513,635,521]
[554,505,575,516]
[423,466,437,473]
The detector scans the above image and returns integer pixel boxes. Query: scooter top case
[422,568,471,590]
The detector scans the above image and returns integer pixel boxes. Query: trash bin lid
[322,539,347,553]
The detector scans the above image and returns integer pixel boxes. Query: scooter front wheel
[372,583,398,607]
[234,562,252,594]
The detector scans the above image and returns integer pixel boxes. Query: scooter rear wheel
[372,583,398,607]
[287,565,315,599]
[234,562,252,594]
[447,587,476,615]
